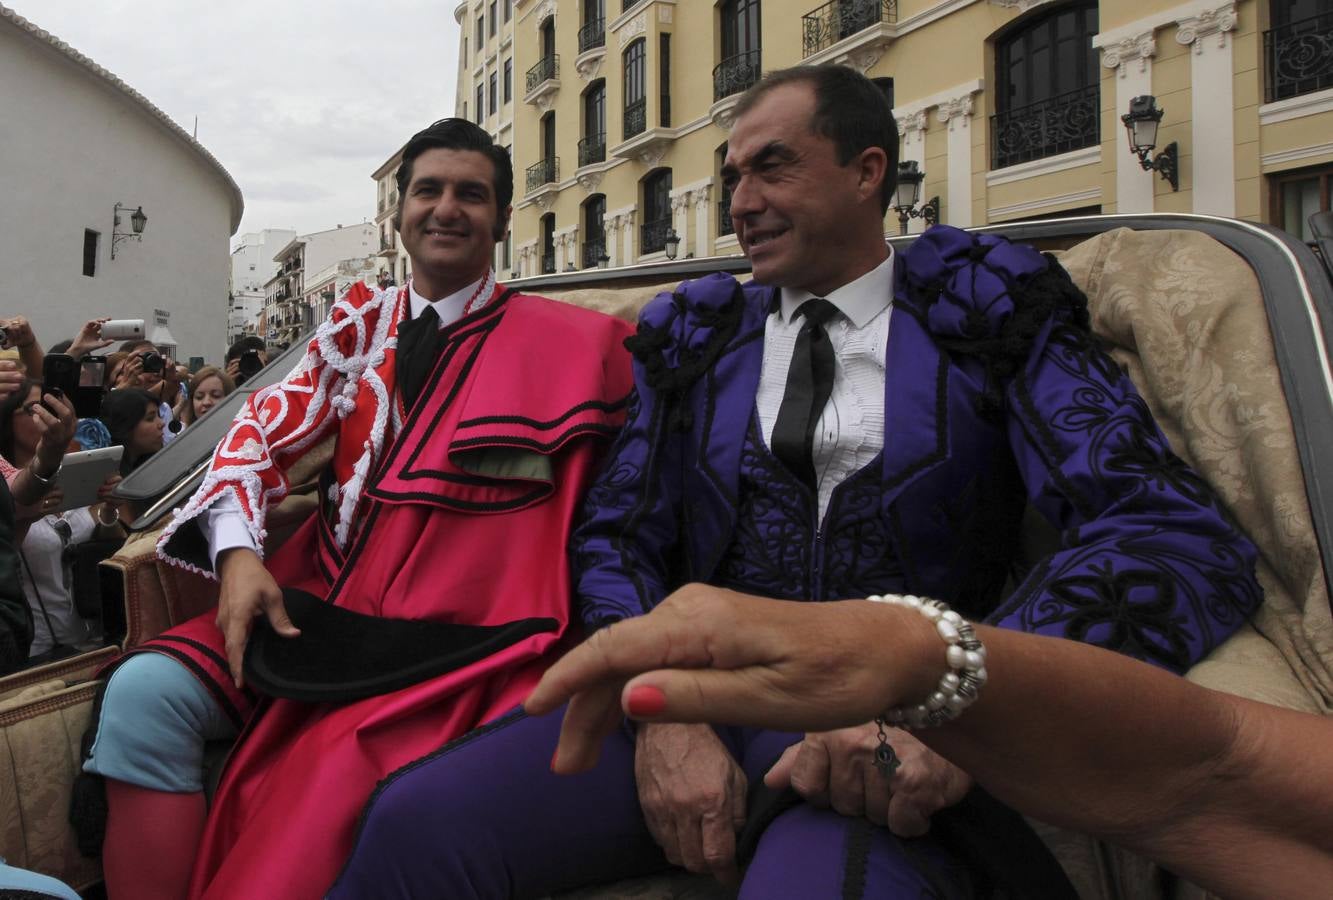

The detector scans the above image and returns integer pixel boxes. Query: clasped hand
[765,723,972,836]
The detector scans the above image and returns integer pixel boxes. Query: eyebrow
[410,175,492,197]
[721,140,797,180]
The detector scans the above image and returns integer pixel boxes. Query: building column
[936,94,976,228]
[691,184,712,258]
[896,110,929,234]
[1099,31,1158,213]
[621,208,638,266]
[670,191,692,258]
[1176,3,1239,216]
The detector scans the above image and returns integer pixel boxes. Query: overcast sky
[15,0,461,245]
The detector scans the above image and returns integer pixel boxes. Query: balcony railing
[526,55,559,93]
[578,133,607,167]
[1264,13,1333,103]
[525,157,560,192]
[624,98,647,139]
[582,237,607,268]
[990,85,1099,170]
[718,193,735,236]
[713,50,762,102]
[802,0,898,58]
[578,18,606,53]
[641,215,672,254]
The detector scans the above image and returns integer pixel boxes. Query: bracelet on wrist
[29,460,61,485]
[867,594,987,729]
[96,504,121,527]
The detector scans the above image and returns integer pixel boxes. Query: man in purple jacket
[330,65,1260,899]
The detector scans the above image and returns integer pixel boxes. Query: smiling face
[722,82,887,296]
[397,147,508,300]
[191,374,226,421]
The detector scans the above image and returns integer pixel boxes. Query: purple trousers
[327,707,972,899]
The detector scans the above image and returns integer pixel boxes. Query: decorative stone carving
[577,170,604,193]
[575,50,605,82]
[936,95,975,130]
[533,0,556,30]
[1175,2,1238,54]
[533,92,558,113]
[838,46,884,73]
[670,192,691,212]
[1100,31,1156,76]
[988,0,1059,11]
[896,110,928,137]
[619,14,647,48]
[532,191,558,212]
[690,184,712,206]
[638,143,668,168]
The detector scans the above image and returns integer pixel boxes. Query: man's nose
[728,174,762,220]
[431,188,463,220]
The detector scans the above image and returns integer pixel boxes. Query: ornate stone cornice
[896,110,929,136]
[936,94,974,130]
[1099,31,1157,75]
[533,0,555,30]
[1175,2,1238,54]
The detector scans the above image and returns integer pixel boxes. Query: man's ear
[855,147,889,207]
[492,204,513,243]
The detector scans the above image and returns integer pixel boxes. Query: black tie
[771,298,839,489]
[396,304,446,411]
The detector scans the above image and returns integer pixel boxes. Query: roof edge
[1,4,245,233]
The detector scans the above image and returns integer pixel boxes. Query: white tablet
[53,446,124,513]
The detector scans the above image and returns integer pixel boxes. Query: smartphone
[41,354,78,414]
[100,319,146,341]
[74,356,107,418]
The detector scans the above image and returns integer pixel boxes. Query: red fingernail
[550,749,559,771]
[626,684,667,717]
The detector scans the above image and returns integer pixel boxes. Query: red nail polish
[550,749,559,771]
[626,684,667,717]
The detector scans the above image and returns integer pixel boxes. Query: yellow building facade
[450,0,1332,276]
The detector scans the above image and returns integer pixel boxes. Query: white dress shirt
[202,274,494,567]
[755,249,894,522]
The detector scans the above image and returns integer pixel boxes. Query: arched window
[624,39,646,138]
[540,213,556,274]
[581,80,606,166]
[583,194,607,268]
[641,168,673,254]
[991,2,1098,169]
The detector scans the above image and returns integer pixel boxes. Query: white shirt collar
[407,269,495,328]
[778,247,895,329]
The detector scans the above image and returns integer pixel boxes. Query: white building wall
[0,16,241,363]
[300,224,377,284]
[230,228,295,343]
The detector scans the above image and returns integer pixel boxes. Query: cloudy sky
[14,0,461,245]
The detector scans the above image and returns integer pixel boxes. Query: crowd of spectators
[0,316,268,673]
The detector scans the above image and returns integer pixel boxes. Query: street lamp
[111,203,148,259]
[1121,95,1179,192]
[891,161,938,236]
[664,229,681,261]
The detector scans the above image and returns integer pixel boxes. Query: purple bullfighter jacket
[572,225,1261,673]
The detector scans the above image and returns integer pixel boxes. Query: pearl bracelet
[867,594,987,728]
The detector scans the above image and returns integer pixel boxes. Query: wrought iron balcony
[1264,12,1333,103]
[641,215,672,255]
[582,238,607,269]
[541,255,557,275]
[525,157,559,192]
[578,18,606,53]
[802,0,897,58]
[990,85,1099,170]
[718,193,735,236]
[713,50,761,102]
[526,55,559,93]
[578,133,607,167]
[624,98,647,139]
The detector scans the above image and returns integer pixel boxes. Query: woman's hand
[68,318,113,359]
[32,391,77,474]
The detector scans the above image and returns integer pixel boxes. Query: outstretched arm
[527,586,1333,900]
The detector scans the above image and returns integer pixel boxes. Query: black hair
[48,339,72,355]
[0,378,38,466]
[99,388,160,474]
[734,65,900,214]
[393,118,513,241]
[226,335,267,363]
